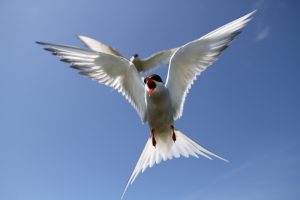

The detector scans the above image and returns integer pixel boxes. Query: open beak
[145,78,156,93]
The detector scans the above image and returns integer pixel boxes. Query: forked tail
[121,130,228,199]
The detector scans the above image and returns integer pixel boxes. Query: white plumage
[37,10,255,199]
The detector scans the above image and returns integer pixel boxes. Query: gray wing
[77,35,123,57]
[37,41,147,122]
[140,48,178,72]
[166,11,256,120]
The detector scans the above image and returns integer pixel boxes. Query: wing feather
[77,35,123,57]
[37,41,147,122]
[140,48,178,72]
[166,11,256,120]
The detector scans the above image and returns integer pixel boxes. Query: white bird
[77,34,178,73]
[36,10,255,199]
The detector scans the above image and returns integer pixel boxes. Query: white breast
[145,83,173,133]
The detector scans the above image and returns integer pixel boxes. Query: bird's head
[144,74,163,93]
[130,53,139,62]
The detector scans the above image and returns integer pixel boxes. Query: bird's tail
[121,129,228,199]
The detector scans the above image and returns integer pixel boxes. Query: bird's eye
[133,53,139,58]
[143,78,147,84]
[151,74,163,83]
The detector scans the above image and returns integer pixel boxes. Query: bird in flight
[37,10,255,199]
[76,34,178,73]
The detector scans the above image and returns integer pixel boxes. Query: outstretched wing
[140,48,178,72]
[37,41,147,122]
[166,11,256,120]
[77,35,123,57]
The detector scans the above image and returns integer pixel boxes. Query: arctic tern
[75,35,177,73]
[37,10,255,199]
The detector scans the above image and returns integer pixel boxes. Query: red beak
[145,78,156,93]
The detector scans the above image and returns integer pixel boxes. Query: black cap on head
[132,53,139,58]
[150,74,163,83]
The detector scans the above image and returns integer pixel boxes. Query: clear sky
[1,0,300,200]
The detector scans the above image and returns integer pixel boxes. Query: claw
[151,128,156,147]
[172,132,176,142]
[171,125,176,142]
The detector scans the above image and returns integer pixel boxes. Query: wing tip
[249,9,257,16]
[36,41,47,45]
[60,58,71,63]
[76,34,98,50]
[243,10,257,23]
[43,47,54,52]
[76,34,86,41]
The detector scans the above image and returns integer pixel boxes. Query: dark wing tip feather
[232,30,242,38]
[218,45,229,53]
[216,30,243,55]
[36,41,55,46]
[70,65,82,70]
[79,71,90,76]
[36,41,46,45]
[44,47,55,52]
[60,58,71,63]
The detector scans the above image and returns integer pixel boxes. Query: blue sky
[1,0,300,200]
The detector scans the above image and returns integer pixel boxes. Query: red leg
[151,128,156,147]
[170,125,176,142]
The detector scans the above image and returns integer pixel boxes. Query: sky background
[1,0,300,200]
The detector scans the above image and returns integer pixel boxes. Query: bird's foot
[171,125,176,142]
[151,128,156,147]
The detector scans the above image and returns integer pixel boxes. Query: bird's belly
[148,106,172,131]
[146,92,173,133]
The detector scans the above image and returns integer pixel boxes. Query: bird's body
[130,55,144,72]
[36,10,256,199]
[145,82,173,133]
[131,58,143,71]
